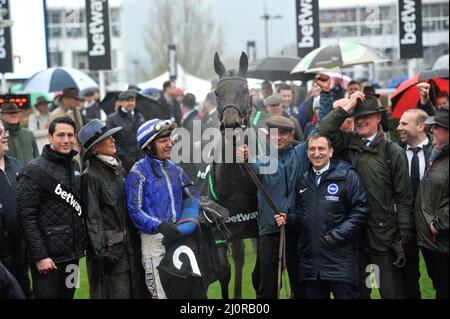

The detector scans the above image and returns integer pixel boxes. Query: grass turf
[74,239,435,299]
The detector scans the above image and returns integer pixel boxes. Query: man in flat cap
[318,92,414,299]
[415,108,449,299]
[106,90,146,173]
[238,74,334,299]
[264,94,303,142]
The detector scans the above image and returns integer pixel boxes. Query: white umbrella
[21,67,99,93]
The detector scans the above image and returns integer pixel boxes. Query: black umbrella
[100,92,170,120]
[247,56,314,81]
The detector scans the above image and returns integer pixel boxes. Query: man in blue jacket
[238,74,333,299]
[125,118,200,299]
[276,134,369,299]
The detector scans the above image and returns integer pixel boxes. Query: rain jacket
[288,160,369,285]
[318,107,414,253]
[415,144,449,254]
[249,90,333,236]
[125,156,199,235]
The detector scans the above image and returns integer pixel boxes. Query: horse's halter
[215,76,252,129]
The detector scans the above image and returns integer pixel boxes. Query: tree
[144,0,226,80]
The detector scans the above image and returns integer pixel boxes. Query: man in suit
[181,93,199,133]
[397,108,432,299]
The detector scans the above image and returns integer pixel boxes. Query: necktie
[410,147,421,197]
[315,172,321,186]
[362,139,371,149]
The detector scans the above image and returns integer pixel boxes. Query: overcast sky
[122,0,297,68]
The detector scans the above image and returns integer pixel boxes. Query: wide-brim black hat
[351,95,387,118]
[424,108,449,129]
[78,119,122,160]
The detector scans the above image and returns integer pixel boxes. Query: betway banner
[296,0,320,58]
[0,0,13,73]
[86,0,111,70]
[398,0,423,59]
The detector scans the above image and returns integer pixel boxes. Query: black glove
[159,221,180,247]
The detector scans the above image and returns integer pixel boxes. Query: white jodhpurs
[140,233,167,299]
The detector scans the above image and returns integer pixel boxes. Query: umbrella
[291,42,389,74]
[386,75,408,89]
[21,67,99,93]
[433,54,449,70]
[391,68,449,119]
[99,91,170,121]
[247,56,315,81]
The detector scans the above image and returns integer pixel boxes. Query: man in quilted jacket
[17,116,86,299]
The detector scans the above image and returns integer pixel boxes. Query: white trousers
[140,233,167,299]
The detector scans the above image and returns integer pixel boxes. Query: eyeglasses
[0,130,9,137]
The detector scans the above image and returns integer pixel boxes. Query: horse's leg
[217,244,230,299]
[231,239,245,299]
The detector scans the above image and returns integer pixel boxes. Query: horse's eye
[214,91,219,97]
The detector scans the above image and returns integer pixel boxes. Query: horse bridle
[215,76,252,129]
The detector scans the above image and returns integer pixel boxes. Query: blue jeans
[305,279,359,299]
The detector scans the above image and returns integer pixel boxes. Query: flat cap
[266,115,295,131]
[264,93,283,106]
[119,89,137,100]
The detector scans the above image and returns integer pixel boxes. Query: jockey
[125,118,199,299]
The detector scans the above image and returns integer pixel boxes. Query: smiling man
[17,116,86,299]
[318,92,415,299]
[275,134,369,299]
[125,118,200,299]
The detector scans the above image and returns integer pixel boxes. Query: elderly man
[318,92,415,299]
[416,108,449,299]
[106,90,146,173]
[265,94,303,141]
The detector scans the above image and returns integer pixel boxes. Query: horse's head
[214,52,251,129]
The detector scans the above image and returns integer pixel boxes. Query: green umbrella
[291,42,389,74]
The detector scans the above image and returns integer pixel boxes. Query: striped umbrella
[291,42,389,74]
[21,67,99,93]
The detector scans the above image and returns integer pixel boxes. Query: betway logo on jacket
[54,183,82,216]
[225,212,258,223]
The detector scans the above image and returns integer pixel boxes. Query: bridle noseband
[215,76,251,129]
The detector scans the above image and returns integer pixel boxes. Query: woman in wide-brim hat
[78,119,148,299]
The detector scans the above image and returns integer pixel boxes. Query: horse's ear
[214,52,226,78]
[239,52,248,76]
